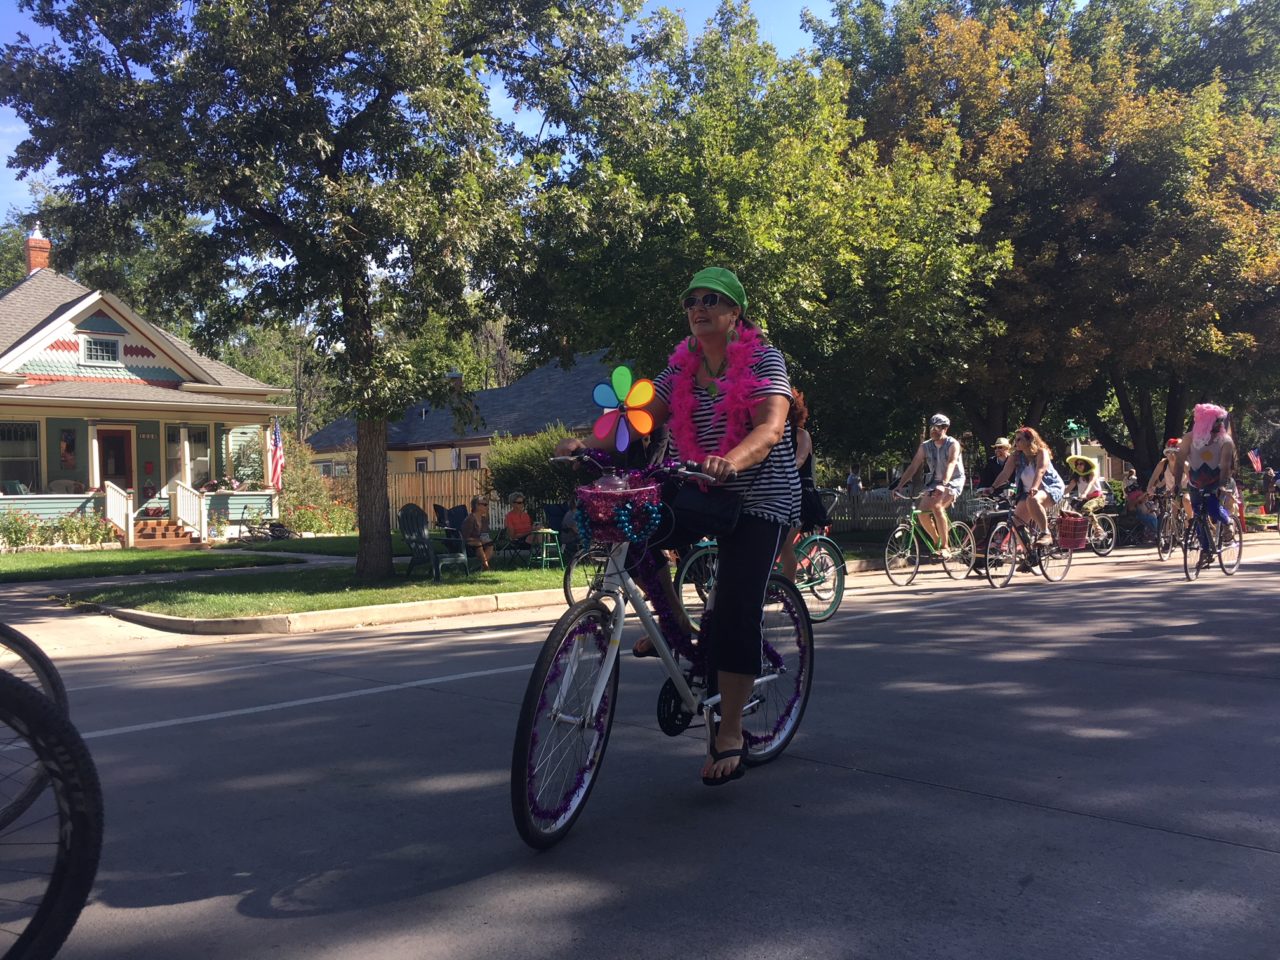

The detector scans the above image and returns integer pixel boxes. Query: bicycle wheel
[511,599,619,849]
[1218,516,1242,575]
[742,576,813,767]
[1183,521,1204,581]
[0,624,68,712]
[1087,513,1117,557]
[0,670,103,960]
[795,536,845,622]
[1156,512,1176,561]
[1038,541,1073,582]
[562,547,608,605]
[675,545,718,630]
[942,522,976,579]
[985,522,1018,589]
[884,525,920,586]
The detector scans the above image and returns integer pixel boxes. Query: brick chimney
[25,224,51,273]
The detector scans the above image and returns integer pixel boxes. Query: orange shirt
[505,509,533,539]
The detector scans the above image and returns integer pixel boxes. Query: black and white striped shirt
[654,344,800,527]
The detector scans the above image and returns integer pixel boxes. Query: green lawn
[219,533,411,557]
[70,563,566,618]
[0,550,299,583]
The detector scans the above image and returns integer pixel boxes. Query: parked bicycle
[1181,490,1242,580]
[511,459,813,848]
[1,628,103,960]
[981,493,1079,588]
[883,491,976,586]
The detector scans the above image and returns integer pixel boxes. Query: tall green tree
[2,0,653,578]
[504,1,1008,463]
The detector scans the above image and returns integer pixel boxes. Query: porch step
[130,520,207,550]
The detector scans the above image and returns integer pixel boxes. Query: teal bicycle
[675,527,846,626]
[884,491,976,585]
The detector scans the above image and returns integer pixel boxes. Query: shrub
[487,423,579,507]
[284,501,357,534]
[0,509,116,548]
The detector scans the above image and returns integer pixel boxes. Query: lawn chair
[432,504,448,529]
[398,504,471,580]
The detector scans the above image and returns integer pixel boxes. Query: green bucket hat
[681,266,748,315]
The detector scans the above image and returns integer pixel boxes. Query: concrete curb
[86,587,568,635]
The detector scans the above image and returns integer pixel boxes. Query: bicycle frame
[556,538,781,752]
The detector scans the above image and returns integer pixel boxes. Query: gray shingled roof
[6,380,274,407]
[0,268,277,392]
[0,269,95,356]
[308,350,624,452]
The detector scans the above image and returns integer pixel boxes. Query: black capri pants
[705,513,787,676]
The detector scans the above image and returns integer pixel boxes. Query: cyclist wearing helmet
[895,414,965,553]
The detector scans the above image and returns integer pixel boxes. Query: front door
[98,429,133,490]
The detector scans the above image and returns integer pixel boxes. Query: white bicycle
[510,460,814,849]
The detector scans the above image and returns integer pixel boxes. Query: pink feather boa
[666,323,770,464]
[1191,403,1228,445]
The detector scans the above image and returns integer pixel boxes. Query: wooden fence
[387,470,494,523]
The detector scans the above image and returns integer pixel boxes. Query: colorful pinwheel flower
[592,365,655,452]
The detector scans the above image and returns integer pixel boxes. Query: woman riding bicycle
[1147,439,1190,520]
[981,426,1064,547]
[1063,455,1104,510]
[1173,403,1237,557]
[556,266,798,786]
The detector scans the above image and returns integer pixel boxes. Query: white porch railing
[173,481,208,542]
[104,481,135,548]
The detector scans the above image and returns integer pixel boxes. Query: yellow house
[307,350,619,475]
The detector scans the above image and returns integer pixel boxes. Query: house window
[465,454,481,470]
[316,461,333,477]
[415,458,429,472]
[333,462,350,477]
[83,336,121,365]
[165,426,184,487]
[0,421,39,493]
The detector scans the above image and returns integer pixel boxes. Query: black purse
[800,485,828,530]
[670,482,743,539]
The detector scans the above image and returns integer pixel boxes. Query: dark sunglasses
[513,499,525,504]
[682,293,723,310]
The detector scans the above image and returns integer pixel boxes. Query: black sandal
[631,640,659,659]
[701,744,747,787]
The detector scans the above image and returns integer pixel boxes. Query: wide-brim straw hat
[1065,454,1098,475]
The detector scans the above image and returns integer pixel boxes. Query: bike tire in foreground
[0,670,103,960]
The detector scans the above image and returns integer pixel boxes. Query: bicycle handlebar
[551,453,722,485]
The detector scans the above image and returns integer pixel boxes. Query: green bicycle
[884,491,976,586]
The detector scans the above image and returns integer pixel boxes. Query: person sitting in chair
[504,493,536,552]
[460,496,495,571]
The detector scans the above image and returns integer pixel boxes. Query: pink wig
[1191,403,1228,444]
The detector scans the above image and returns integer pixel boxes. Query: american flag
[268,419,286,491]
[1248,448,1263,473]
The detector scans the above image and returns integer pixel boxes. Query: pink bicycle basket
[575,482,661,544]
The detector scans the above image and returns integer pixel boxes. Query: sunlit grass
[0,550,298,583]
[70,563,565,618]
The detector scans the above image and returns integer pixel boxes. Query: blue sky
[0,1,816,220]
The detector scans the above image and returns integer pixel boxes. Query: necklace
[701,354,728,396]
[667,324,769,463]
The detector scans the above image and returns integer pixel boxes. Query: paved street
[4,540,1279,960]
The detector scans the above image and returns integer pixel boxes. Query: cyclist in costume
[1063,455,1104,512]
[981,426,1064,547]
[894,414,965,554]
[1173,403,1236,560]
[557,266,798,787]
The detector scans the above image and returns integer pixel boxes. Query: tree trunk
[1024,394,1047,429]
[959,393,1007,449]
[355,417,393,580]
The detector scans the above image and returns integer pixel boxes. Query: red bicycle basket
[1057,513,1088,550]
